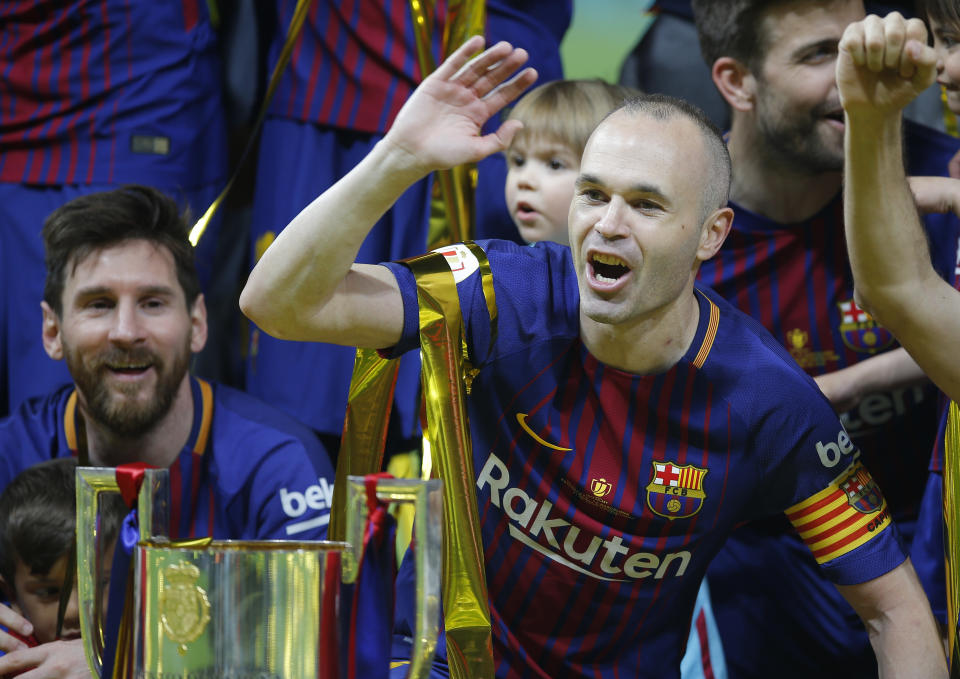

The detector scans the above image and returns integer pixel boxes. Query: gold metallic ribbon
[409,0,485,250]
[329,349,400,542]
[332,243,497,679]
[945,402,960,676]
[405,248,493,679]
[188,0,313,246]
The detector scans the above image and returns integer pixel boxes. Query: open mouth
[105,361,152,377]
[590,252,630,284]
[823,110,844,129]
[515,201,538,222]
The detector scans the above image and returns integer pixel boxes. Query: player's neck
[579,287,700,375]
[726,117,841,223]
[82,377,195,469]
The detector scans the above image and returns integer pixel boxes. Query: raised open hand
[837,12,937,117]
[382,35,538,175]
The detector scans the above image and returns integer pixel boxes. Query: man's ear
[712,56,756,113]
[697,207,735,261]
[189,293,208,354]
[41,301,64,361]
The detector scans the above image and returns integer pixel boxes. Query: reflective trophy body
[76,467,441,679]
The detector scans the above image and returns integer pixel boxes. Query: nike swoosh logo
[516,413,572,452]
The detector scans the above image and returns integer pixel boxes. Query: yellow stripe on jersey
[784,460,891,564]
[692,293,720,369]
[194,378,214,454]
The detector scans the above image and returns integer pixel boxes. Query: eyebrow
[73,284,177,299]
[576,173,668,199]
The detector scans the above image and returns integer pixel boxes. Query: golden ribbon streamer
[409,0,486,251]
[328,349,400,542]
[405,249,493,679]
[331,243,498,679]
[945,402,960,676]
[188,0,313,246]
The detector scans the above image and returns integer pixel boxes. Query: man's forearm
[843,111,933,325]
[240,138,423,339]
[838,560,948,678]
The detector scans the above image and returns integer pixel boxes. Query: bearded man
[0,185,335,677]
[690,1,960,677]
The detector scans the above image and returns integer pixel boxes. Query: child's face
[9,554,81,643]
[930,16,960,115]
[8,541,114,644]
[504,135,580,246]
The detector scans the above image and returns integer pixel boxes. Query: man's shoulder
[0,386,74,487]
[0,386,72,450]
[696,286,824,399]
[206,381,326,454]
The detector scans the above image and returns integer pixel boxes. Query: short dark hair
[42,185,201,316]
[614,93,732,221]
[692,0,776,70]
[919,0,960,30]
[0,458,126,590]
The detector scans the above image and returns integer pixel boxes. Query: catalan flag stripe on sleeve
[785,460,891,564]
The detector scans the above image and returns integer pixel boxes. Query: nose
[107,300,146,345]
[512,162,537,190]
[58,587,81,640]
[594,197,629,239]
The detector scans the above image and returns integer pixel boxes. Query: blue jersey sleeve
[703,290,907,585]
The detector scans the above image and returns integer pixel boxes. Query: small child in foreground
[0,458,125,651]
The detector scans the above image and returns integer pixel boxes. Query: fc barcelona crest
[645,461,707,520]
[840,464,884,514]
[837,299,894,354]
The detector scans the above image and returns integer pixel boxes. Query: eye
[141,297,167,312]
[86,298,113,311]
[798,43,836,65]
[32,586,61,602]
[508,153,525,169]
[633,199,662,211]
[580,188,607,203]
[939,33,960,49]
[548,157,567,171]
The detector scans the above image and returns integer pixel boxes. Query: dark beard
[66,341,191,437]
[755,98,843,175]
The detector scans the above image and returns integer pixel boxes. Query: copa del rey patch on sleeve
[785,459,891,564]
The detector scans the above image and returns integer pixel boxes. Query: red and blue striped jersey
[267,0,445,135]
[0,0,227,188]
[0,377,334,541]
[384,240,904,678]
[266,0,572,136]
[698,120,960,520]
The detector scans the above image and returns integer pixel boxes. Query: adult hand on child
[0,638,90,678]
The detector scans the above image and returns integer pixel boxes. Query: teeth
[593,253,626,266]
[595,273,618,283]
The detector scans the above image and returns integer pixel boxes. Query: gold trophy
[76,467,441,679]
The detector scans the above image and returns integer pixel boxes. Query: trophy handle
[75,467,169,678]
[344,476,442,679]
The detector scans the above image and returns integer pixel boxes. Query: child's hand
[907,176,960,215]
[0,603,31,653]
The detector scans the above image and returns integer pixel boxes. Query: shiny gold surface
[406,250,494,679]
[946,403,960,676]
